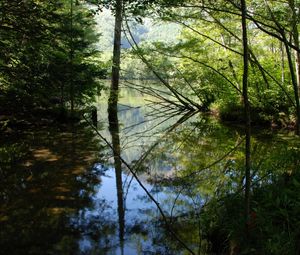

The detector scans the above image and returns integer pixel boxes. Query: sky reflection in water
[1,88,299,255]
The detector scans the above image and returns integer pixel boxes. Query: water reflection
[91,88,300,254]
[0,124,102,255]
[1,88,300,254]
[108,100,125,252]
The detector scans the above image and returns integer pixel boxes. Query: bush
[201,171,300,254]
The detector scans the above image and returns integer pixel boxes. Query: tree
[0,0,105,117]
[241,0,251,234]
[109,0,123,109]
[128,0,299,131]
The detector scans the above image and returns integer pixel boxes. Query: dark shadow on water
[0,124,102,255]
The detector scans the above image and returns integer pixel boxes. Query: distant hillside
[94,9,180,51]
[140,19,180,43]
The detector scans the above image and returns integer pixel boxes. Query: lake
[1,87,299,255]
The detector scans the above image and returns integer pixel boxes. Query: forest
[1,0,300,254]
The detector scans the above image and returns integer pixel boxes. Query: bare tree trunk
[108,4,125,244]
[70,0,74,116]
[241,0,251,233]
[289,0,300,133]
[283,33,300,135]
[281,42,285,85]
[295,50,300,96]
[109,0,123,106]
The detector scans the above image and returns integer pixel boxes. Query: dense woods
[0,0,105,123]
[115,0,300,131]
[1,0,300,255]
[2,1,300,126]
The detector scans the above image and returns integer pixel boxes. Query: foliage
[195,133,300,255]
[0,0,106,117]
[201,168,300,255]
[118,0,300,127]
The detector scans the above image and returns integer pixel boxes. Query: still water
[1,88,299,255]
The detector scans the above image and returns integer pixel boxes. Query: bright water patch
[75,163,199,255]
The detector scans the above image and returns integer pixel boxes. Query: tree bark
[282,32,300,135]
[108,3,125,244]
[109,0,123,106]
[288,0,300,134]
[281,42,285,86]
[294,50,300,96]
[241,0,251,233]
[70,0,74,116]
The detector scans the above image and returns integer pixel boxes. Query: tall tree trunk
[108,2,124,244]
[281,42,285,86]
[287,0,300,134]
[289,0,300,98]
[241,0,251,233]
[289,0,300,134]
[294,49,300,96]
[109,0,123,107]
[70,0,74,116]
[283,33,300,135]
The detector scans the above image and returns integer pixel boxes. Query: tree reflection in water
[1,89,300,254]
[108,99,125,254]
[0,124,102,255]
